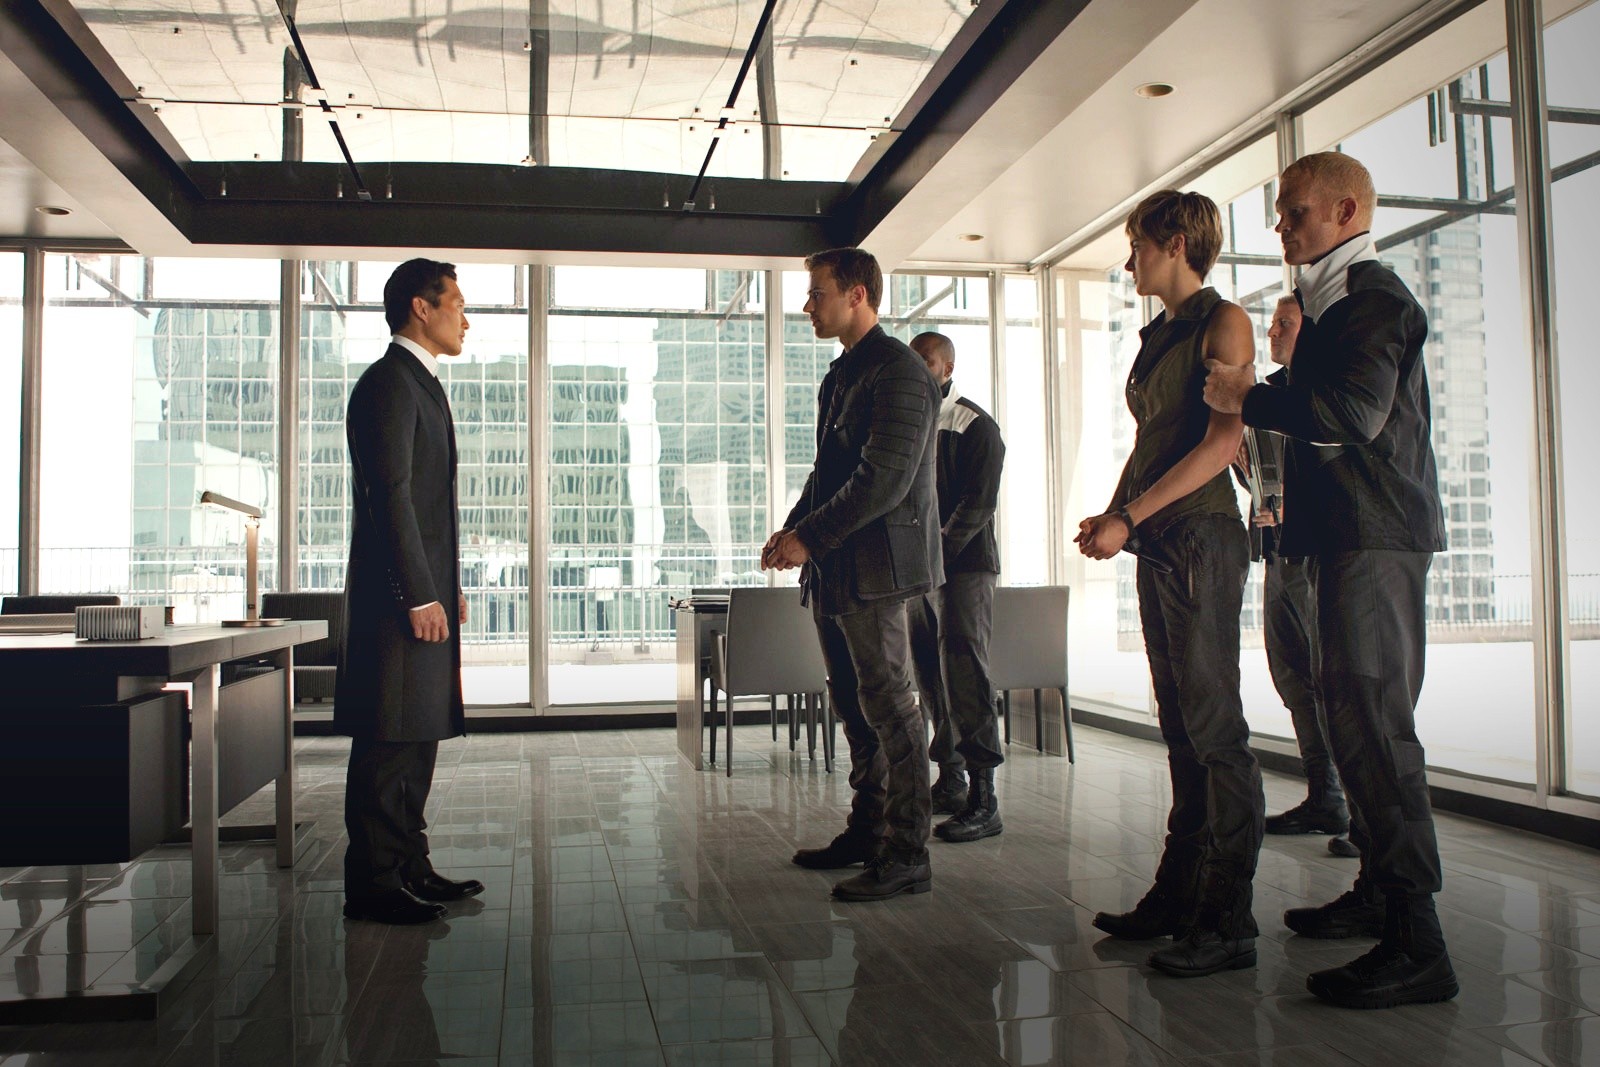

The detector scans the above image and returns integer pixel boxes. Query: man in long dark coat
[336,258,483,924]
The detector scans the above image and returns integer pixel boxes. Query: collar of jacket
[391,333,440,377]
[942,378,962,418]
[1296,233,1379,324]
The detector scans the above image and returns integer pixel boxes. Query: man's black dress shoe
[343,888,446,925]
[407,872,486,902]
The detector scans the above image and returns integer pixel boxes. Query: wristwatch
[1114,507,1137,537]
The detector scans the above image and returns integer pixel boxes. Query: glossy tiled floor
[2,725,1597,1065]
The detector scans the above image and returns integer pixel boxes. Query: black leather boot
[1265,759,1350,835]
[935,768,1002,843]
[1093,851,1199,940]
[793,831,879,869]
[930,765,968,815]
[1284,876,1385,939]
[1307,894,1457,1008]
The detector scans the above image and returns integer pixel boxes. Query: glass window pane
[300,261,531,707]
[1548,0,1600,798]
[1002,273,1048,586]
[41,255,279,619]
[548,268,765,706]
[1059,269,1152,712]
[1305,18,1531,785]
[0,254,20,597]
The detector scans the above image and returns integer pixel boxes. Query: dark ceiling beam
[842,0,1093,242]
[181,198,841,258]
[189,161,844,217]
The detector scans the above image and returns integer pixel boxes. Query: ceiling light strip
[683,0,781,210]
[275,1,372,201]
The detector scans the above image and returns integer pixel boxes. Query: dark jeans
[910,572,1004,772]
[1309,550,1442,897]
[1264,558,1343,803]
[815,597,931,862]
[1137,513,1263,937]
[345,737,439,897]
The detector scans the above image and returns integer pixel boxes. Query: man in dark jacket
[764,247,943,901]
[336,258,483,924]
[906,332,1006,843]
[1206,152,1455,1009]
[1243,296,1355,857]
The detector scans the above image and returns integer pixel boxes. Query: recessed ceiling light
[35,206,71,217]
[1135,82,1175,98]
[957,233,984,242]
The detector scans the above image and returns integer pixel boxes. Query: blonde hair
[1283,152,1376,228]
[1125,190,1224,276]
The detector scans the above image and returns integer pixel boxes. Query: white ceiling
[1,0,1589,267]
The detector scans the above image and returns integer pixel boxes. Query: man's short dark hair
[805,247,883,310]
[910,331,955,364]
[383,258,457,332]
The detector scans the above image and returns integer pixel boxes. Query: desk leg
[271,648,297,868]
[180,663,221,936]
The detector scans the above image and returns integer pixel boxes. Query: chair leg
[1001,692,1011,744]
[1060,687,1075,763]
[771,695,778,742]
[821,692,834,773]
[709,686,719,766]
[1035,688,1044,752]
[788,694,798,752]
[806,693,817,760]
[725,689,733,779]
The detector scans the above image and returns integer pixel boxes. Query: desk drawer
[0,692,188,866]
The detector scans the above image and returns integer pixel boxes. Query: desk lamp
[199,491,283,627]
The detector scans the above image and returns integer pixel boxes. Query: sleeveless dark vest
[1122,287,1241,532]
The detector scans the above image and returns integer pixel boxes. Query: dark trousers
[1309,550,1442,897]
[815,597,932,862]
[1137,513,1263,937]
[345,737,439,897]
[1264,558,1343,803]
[910,571,1004,772]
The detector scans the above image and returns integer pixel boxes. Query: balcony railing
[24,547,1600,648]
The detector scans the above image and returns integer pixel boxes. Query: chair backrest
[722,587,827,697]
[989,585,1069,691]
[260,591,345,665]
[0,594,121,615]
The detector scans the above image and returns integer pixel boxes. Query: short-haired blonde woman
[1076,189,1265,978]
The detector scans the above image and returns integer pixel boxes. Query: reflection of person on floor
[1239,296,1357,860]
[1077,189,1264,980]
[338,912,446,1060]
[905,331,1007,843]
[1205,151,1455,1009]
[764,246,943,903]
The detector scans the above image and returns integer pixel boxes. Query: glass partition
[1001,273,1048,585]
[0,254,20,597]
[40,254,280,618]
[299,260,531,706]
[1547,0,1600,797]
[1059,268,1152,712]
[1304,21,1533,785]
[547,267,767,705]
